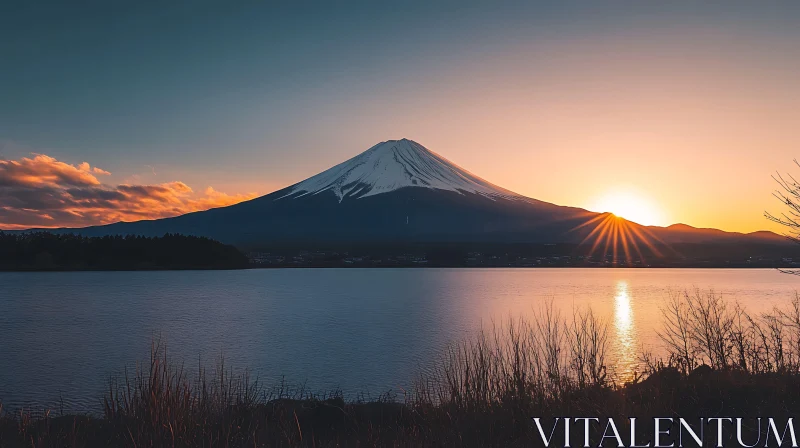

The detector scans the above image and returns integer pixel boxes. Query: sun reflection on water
[613,280,638,382]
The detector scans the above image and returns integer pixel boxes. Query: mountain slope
[280,139,524,202]
[647,223,788,244]
[9,138,789,250]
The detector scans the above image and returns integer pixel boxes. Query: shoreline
[0,264,796,272]
[4,368,799,447]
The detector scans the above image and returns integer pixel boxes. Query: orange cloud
[197,186,256,209]
[0,154,103,188]
[0,154,258,229]
[78,161,111,175]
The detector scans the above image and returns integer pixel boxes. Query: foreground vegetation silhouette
[0,232,249,271]
[5,292,800,446]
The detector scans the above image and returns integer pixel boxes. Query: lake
[1,268,798,413]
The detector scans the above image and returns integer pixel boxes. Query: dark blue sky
[2,1,799,231]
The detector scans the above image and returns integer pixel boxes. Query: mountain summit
[29,139,786,250]
[281,139,521,202]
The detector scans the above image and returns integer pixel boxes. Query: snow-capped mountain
[281,138,522,202]
[33,138,787,249]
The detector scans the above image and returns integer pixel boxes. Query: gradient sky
[2,1,799,232]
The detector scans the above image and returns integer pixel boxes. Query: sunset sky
[2,2,799,232]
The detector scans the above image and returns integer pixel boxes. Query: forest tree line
[0,232,250,271]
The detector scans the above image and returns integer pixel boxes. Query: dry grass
[412,302,608,412]
[655,290,800,374]
[102,340,262,446]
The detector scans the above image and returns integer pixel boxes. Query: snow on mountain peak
[281,139,523,202]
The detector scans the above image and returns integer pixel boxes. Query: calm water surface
[1,268,798,412]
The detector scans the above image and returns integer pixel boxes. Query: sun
[588,188,666,226]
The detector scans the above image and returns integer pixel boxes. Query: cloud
[78,161,111,175]
[0,154,103,188]
[0,154,259,230]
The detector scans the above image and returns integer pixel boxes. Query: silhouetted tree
[0,232,249,271]
[766,159,800,274]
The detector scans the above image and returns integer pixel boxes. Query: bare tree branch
[766,160,800,275]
